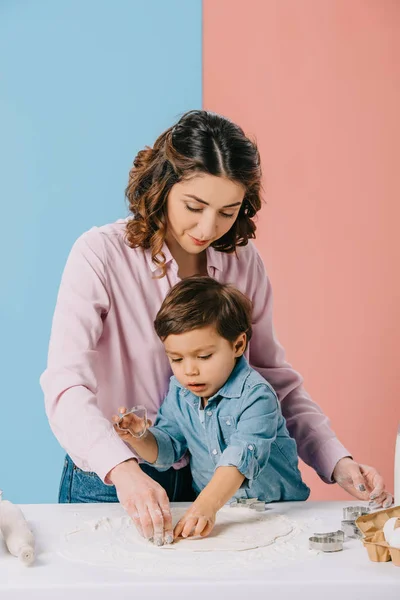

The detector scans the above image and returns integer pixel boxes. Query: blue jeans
[59,455,196,503]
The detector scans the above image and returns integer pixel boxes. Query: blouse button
[248,445,254,451]
[212,449,218,455]
[207,410,213,417]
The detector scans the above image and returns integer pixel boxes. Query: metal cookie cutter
[341,506,370,539]
[229,498,267,512]
[309,530,344,552]
[343,505,370,520]
[116,405,148,439]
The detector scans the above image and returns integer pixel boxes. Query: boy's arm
[215,383,279,487]
[114,388,188,471]
[122,431,159,464]
[174,385,278,540]
[197,466,245,510]
[174,466,244,540]
[185,384,279,509]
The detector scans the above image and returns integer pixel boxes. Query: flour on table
[59,506,316,576]
[136,507,293,552]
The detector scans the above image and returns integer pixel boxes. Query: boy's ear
[234,333,247,357]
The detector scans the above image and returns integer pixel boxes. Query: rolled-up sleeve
[147,391,188,472]
[216,384,278,487]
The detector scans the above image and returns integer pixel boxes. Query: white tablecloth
[1,501,398,599]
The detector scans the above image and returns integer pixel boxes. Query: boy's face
[163,325,246,400]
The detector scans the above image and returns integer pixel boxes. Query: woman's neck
[165,235,207,278]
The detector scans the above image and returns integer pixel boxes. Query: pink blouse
[40,220,349,483]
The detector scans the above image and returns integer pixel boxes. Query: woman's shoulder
[83,218,128,243]
[212,240,266,277]
[236,240,261,261]
[73,218,140,257]
[67,219,151,278]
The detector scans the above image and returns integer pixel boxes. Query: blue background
[0,0,202,502]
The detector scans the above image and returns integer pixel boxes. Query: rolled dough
[58,506,316,576]
[62,506,293,556]
[137,506,293,552]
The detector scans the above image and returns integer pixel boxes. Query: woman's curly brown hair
[125,110,263,276]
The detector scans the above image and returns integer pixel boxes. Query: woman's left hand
[333,457,393,508]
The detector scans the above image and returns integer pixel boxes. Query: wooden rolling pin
[0,499,35,565]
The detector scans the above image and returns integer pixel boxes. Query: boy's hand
[173,498,216,540]
[112,406,152,442]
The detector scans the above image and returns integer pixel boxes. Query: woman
[41,110,392,544]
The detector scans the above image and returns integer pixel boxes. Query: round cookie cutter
[309,530,344,552]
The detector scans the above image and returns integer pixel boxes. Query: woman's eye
[198,354,212,360]
[171,358,182,363]
[185,202,235,219]
[185,204,203,213]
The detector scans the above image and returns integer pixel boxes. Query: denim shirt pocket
[218,415,235,445]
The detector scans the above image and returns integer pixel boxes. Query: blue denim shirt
[149,356,310,502]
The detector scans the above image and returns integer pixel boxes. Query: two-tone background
[1,0,399,502]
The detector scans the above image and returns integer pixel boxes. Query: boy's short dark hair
[154,276,253,347]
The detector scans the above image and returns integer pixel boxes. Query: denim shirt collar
[173,355,251,407]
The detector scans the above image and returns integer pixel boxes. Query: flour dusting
[59,506,317,577]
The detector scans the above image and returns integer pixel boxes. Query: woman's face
[166,174,245,254]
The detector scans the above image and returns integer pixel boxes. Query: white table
[1,501,398,599]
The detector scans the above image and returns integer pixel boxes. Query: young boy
[113,277,310,541]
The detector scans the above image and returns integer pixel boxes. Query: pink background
[203,0,400,499]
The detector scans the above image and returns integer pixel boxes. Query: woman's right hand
[108,459,173,546]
